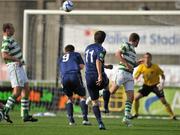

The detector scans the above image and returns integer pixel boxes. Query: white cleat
[86,97,92,105]
[99,89,104,97]
[82,120,91,125]
[122,117,133,127]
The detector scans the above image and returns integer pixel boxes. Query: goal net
[0,10,180,116]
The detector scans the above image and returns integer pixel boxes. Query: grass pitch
[0,112,179,135]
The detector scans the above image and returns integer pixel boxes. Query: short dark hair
[145,52,152,58]
[65,44,75,52]
[94,31,106,44]
[129,33,140,42]
[3,23,13,32]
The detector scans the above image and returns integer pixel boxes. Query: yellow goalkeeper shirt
[134,63,164,86]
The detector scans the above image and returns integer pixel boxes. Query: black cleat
[99,122,106,130]
[23,115,38,122]
[129,114,138,119]
[171,116,177,120]
[4,114,13,123]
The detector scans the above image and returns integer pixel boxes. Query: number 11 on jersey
[85,49,94,63]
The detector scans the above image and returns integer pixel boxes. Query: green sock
[21,97,29,118]
[4,95,16,115]
[125,101,132,119]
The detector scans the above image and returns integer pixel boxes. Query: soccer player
[1,23,38,123]
[109,33,142,126]
[85,31,109,130]
[131,52,176,120]
[86,65,113,114]
[59,45,90,126]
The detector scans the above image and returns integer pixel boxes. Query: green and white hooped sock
[4,95,16,115]
[21,97,29,118]
[125,101,132,119]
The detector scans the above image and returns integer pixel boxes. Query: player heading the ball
[109,33,143,127]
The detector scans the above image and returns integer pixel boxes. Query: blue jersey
[59,52,84,77]
[85,43,106,74]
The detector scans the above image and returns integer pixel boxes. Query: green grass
[0,112,180,135]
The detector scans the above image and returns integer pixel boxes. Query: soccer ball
[62,0,73,12]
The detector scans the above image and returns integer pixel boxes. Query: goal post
[21,10,180,114]
[23,10,180,70]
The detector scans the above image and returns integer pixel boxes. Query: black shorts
[62,73,86,97]
[138,84,164,98]
[85,72,109,100]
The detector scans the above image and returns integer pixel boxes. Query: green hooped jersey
[1,36,24,64]
[119,42,137,73]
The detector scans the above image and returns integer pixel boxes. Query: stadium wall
[0,0,179,80]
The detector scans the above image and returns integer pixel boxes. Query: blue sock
[80,99,88,121]
[66,102,74,123]
[93,105,102,124]
[103,90,110,111]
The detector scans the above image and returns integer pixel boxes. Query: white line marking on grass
[74,114,180,120]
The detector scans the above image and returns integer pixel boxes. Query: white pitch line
[74,114,180,120]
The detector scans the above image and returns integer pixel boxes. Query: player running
[131,52,176,120]
[85,31,109,130]
[1,23,37,123]
[109,33,142,127]
[59,45,91,126]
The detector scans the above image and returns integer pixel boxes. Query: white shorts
[112,69,134,91]
[7,63,28,88]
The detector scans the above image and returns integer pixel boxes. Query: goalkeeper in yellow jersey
[131,52,176,120]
